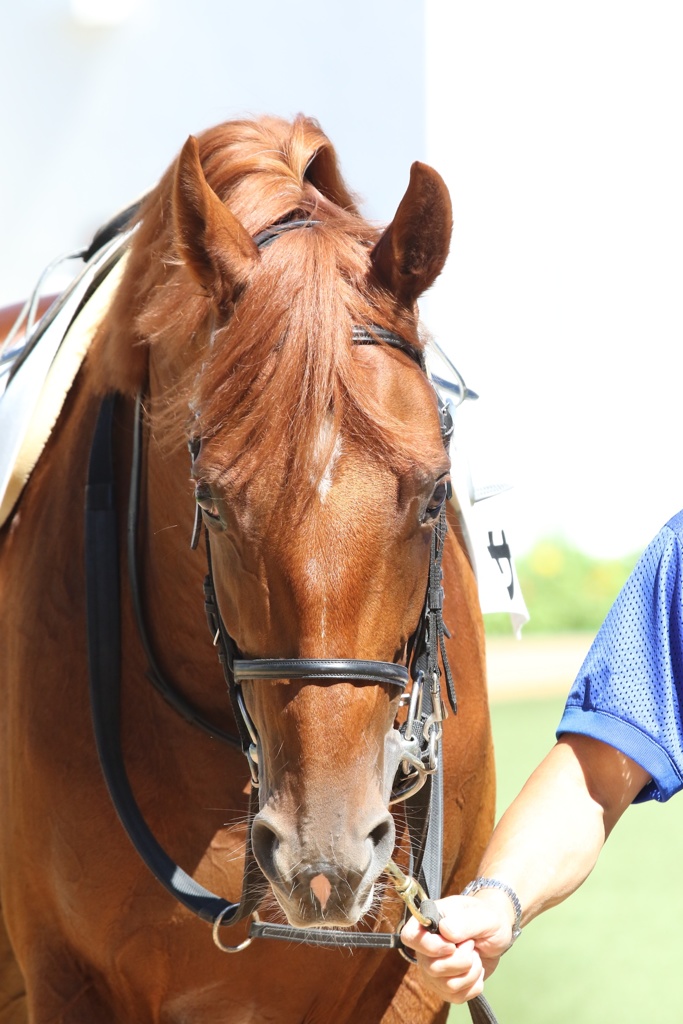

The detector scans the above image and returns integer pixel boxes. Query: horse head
[105,118,453,930]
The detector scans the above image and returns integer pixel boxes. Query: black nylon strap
[468,995,500,1024]
[85,395,260,928]
[419,754,444,902]
[248,920,402,948]
[418,899,500,1024]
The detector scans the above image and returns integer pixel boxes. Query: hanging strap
[85,394,260,929]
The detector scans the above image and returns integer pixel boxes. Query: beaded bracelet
[460,876,522,943]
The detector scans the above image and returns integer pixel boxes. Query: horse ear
[304,144,359,210]
[173,135,259,308]
[370,162,452,307]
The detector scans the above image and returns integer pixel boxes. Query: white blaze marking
[318,433,342,503]
[307,418,341,642]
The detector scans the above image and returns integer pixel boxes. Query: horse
[0,114,495,1024]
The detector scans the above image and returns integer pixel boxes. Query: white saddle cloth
[0,232,131,528]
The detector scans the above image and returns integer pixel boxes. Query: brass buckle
[385,860,433,929]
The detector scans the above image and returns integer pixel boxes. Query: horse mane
[89,115,441,496]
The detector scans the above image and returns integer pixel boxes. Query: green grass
[449,695,683,1022]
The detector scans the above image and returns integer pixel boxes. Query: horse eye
[423,478,450,521]
[195,483,221,522]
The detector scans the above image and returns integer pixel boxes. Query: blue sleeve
[557,511,683,803]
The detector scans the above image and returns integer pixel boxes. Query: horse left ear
[370,162,452,308]
[173,135,259,308]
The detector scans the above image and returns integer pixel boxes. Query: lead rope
[394,510,501,1024]
[388,863,498,1024]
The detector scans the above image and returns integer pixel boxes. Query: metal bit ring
[212,910,259,953]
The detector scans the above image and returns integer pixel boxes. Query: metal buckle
[422,671,446,772]
[389,667,446,801]
[385,861,433,929]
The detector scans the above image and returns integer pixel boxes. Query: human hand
[400,893,515,1004]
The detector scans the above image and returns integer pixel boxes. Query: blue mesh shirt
[557,511,683,803]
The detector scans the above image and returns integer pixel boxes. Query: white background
[2,0,681,558]
[425,1,682,557]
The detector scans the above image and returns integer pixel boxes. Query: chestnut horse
[0,115,494,1023]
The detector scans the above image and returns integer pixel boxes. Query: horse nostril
[251,818,280,880]
[368,815,395,861]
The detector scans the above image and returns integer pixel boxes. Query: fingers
[402,894,513,957]
[401,912,456,957]
[400,894,512,1004]
[411,938,486,1004]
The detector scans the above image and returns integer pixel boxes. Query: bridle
[195,388,454,794]
[87,216,456,933]
[86,218,463,937]
[84,212,499,1022]
[166,219,456,809]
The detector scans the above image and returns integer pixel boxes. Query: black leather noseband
[233,659,409,686]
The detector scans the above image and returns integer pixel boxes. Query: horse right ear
[173,136,259,309]
[370,162,452,309]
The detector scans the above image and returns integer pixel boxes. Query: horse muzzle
[250,808,395,927]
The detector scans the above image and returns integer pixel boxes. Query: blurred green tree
[484,538,639,635]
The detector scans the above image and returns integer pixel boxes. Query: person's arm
[401,734,651,1004]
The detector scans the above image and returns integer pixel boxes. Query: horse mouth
[269,877,376,929]
[250,811,396,929]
